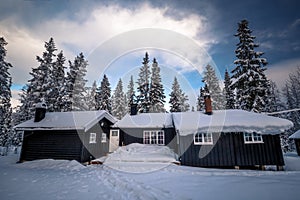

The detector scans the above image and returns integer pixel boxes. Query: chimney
[130,103,138,115]
[34,102,47,122]
[204,95,212,115]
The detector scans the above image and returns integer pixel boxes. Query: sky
[1,0,300,109]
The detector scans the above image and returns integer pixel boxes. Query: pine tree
[149,58,166,113]
[136,52,151,113]
[202,64,224,110]
[169,77,189,112]
[0,37,12,147]
[230,19,270,113]
[95,74,112,112]
[112,79,127,119]
[224,69,235,109]
[66,53,88,111]
[126,75,136,113]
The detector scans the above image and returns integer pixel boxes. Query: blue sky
[1,0,299,108]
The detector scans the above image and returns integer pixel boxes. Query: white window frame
[244,132,264,144]
[194,133,213,145]
[143,130,165,145]
[101,133,107,143]
[89,132,97,144]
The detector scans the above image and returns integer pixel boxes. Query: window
[194,133,213,145]
[143,130,165,145]
[89,133,97,144]
[244,132,263,144]
[101,133,107,143]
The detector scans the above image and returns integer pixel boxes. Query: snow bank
[284,152,300,171]
[173,110,293,136]
[103,143,178,173]
[289,129,300,139]
[17,159,85,171]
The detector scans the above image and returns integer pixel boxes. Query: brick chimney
[204,95,212,115]
[34,101,47,122]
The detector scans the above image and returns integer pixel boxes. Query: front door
[109,129,119,152]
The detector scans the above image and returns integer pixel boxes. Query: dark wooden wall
[179,133,284,167]
[295,139,300,156]
[80,119,111,161]
[20,130,83,162]
[20,119,113,163]
[119,127,177,151]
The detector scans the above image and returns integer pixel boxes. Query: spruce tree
[169,77,189,112]
[224,69,235,109]
[95,74,112,112]
[149,58,166,113]
[126,75,136,113]
[197,87,205,111]
[0,37,12,147]
[136,52,151,113]
[35,37,57,110]
[230,19,270,113]
[112,79,127,119]
[86,81,97,110]
[49,50,66,112]
[202,64,224,110]
[66,53,88,111]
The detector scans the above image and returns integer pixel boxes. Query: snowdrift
[17,159,85,171]
[102,143,178,173]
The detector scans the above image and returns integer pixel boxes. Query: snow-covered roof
[14,110,117,132]
[289,130,300,139]
[113,113,173,128]
[172,110,293,136]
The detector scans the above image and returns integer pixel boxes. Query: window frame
[101,133,107,143]
[89,132,97,144]
[194,132,213,145]
[243,132,264,144]
[143,130,165,145]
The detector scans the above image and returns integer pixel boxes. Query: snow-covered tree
[224,69,235,109]
[126,75,136,113]
[95,74,112,112]
[169,77,189,112]
[0,37,12,147]
[230,19,270,113]
[66,53,88,111]
[202,64,224,110]
[34,37,57,111]
[112,79,127,119]
[149,58,165,113]
[86,81,97,110]
[136,52,151,113]
[197,87,205,111]
[48,50,67,112]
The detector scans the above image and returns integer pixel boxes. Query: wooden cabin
[114,101,292,170]
[289,130,300,156]
[14,105,117,163]
[112,113,177,152]
[172,110,293,170]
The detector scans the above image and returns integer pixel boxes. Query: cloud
[266,58,300,88]
[1,2,216,80]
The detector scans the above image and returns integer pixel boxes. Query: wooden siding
[19,119,113,163]
[119,127,177,151]
[79,119,111,161]
[179,133,284,167]
[20,130,83,162]
[295,139,300,156]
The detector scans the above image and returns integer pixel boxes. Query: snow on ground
[102,143,178,173]
[1,150,300,200]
